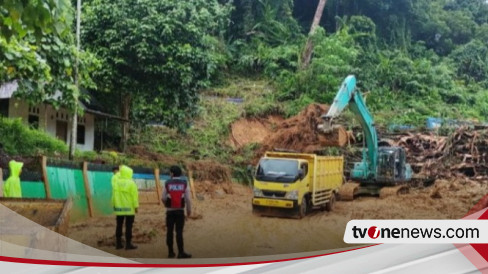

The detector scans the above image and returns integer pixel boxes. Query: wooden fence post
[82,162,94,217]
[41,156,51,199]
[154,168,162,205]
[188,170,196,199]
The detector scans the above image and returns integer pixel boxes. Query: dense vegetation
[0,118,67,156]
[230,0,488,124]
[1,0,488,157]
[0,0,96,110]
[85,0,488,128]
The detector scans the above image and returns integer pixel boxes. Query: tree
[0,0,73,39]
[450,40,488,85]
[300,0,327,69]
[0,0,95,111]
[83,0,231,150]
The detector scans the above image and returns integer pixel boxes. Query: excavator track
[339,182,360,201]
[379,185,410,199]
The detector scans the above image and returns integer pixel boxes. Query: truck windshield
[256,159,299,183]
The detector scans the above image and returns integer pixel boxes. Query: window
[77,125,85,145]
[300,163,309,178]
[256,159,299,183]
[28,115,39,129]
[0,99,9,117]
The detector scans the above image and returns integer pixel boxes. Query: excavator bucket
[318,124,348,147]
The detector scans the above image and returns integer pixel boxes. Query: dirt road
[67,179,488,259]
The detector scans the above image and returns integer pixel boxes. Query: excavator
[318,75,413,200]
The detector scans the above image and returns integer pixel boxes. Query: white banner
[344,220,488,244]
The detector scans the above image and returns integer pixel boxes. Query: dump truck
[251,151,344,219]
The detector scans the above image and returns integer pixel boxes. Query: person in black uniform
[162,165,192,259]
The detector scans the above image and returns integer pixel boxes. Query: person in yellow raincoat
[111,166,120,187]
[3,160,23,198]
[112,165,139,250]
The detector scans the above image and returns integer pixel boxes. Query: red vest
[165,179,187,208]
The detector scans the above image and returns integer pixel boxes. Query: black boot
[168,248,176,258]
[126,242,138,250]
[177,252,192,259]
[116,238,123,250]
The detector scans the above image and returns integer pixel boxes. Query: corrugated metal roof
[0,81,18,99]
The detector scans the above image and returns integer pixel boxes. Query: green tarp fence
[20,181,46,199]
[5,164,174,221]
[46,166,88,221]
[46,166,162,219]
[86,170,113,216]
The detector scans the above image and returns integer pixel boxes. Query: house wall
[7,99,95,151]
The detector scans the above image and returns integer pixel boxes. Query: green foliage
[246,0,301,46]
[187,98,240,160]
[83,0,232,131]
[0,0,96,112]
[477,23,488,44]
[0,0,73,39]
[0,36,51,85]
[233,41,301,77]
[278,27,359,103]
[130,77,278,168]
[135,126,188,157]
[283,94,315,117]
[0,118,67,156]
[344,16,377,50]
[231,0,301,42]
[132,97,241,163]
[449,40,488,85]
[243,93,282,117]
[373,51,453,95]
[11,34,98,111]
[208,76,284,117]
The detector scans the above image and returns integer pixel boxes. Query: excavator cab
[377,147,410,183]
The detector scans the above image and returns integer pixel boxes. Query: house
[0,81,127,151]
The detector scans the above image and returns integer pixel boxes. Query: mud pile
[230,116,283,149]
[255,104,349,155]
[186,160,231,183]
[186,160,234,195]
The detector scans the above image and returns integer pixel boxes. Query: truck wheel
[326,193,336,212]
[252,205,261,217]
[299,197,308,218]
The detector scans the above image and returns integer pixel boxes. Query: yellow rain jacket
[112,165,138,215]
[111,171,120,187]
[3,160,23,198]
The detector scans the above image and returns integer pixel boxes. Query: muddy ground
[67,179,488,259]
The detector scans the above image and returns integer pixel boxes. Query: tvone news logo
[352,225,382,239]
[351,225,479,240]
[345,220,483,243]
[368,226,380,239]
[352,225,428,239]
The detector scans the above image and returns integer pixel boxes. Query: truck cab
[252,152,343,219]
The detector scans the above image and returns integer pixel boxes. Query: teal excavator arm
[320,75,378,180]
